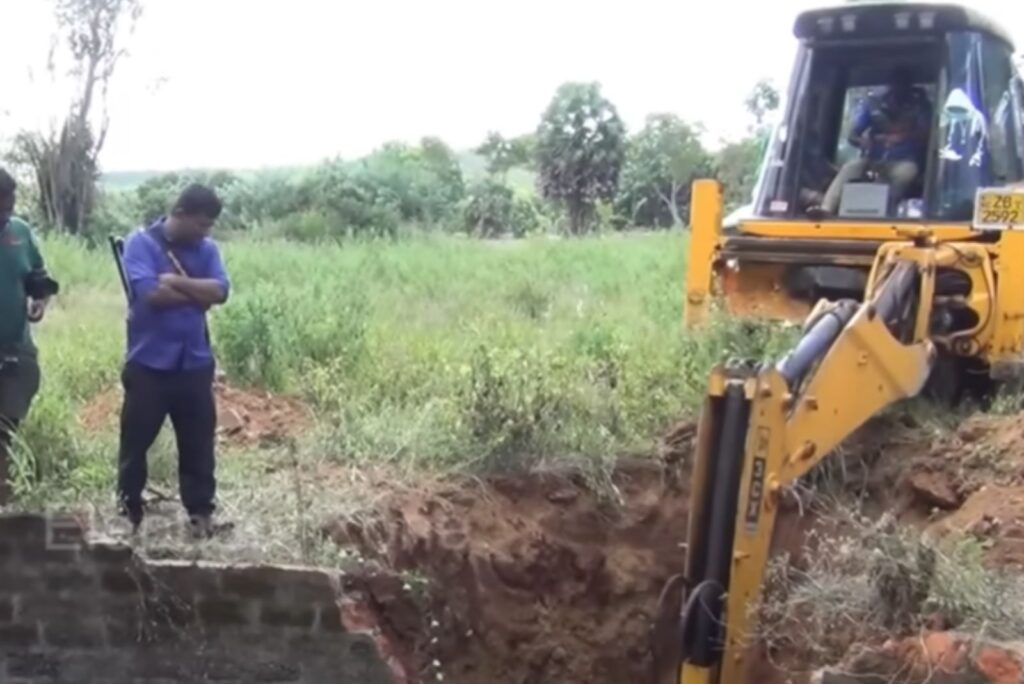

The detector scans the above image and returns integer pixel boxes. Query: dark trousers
[117,362,217,518]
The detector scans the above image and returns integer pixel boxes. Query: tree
[535,82,626,235]
[715,136,766,211]
[9,0,143,235]
[476,132,531,179]
[713,80,781,210]
[617,114,712,228]
[745,79,780,129]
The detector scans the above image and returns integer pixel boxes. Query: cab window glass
[979,36,1023,183]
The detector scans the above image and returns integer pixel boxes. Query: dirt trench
[324,408,1024,684]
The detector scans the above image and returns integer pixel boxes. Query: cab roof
[794,2,1014,50]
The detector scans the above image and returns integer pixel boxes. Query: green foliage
[617,114,713,228]
[357,139,464,225]
[475,132,533,178]
[536,82,627,235]
[715,134,768,211]
[135,170,247,231]
[460,179,540,238]
[745,78,781,127]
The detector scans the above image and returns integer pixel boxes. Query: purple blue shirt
[852,86,933,163]
[122,218,230,371]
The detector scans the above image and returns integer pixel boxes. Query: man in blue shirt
[118,184,230,537]
[821,67,933,215]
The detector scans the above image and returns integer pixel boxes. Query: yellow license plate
[975,188,1024,230]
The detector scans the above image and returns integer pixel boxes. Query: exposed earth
[319,409,1024,684]
[78,378,312,447]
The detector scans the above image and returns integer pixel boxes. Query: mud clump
[819,631,1024,684]
[78,380,311,447]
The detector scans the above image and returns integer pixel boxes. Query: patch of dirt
[77,380,312,447]
[316,408,1024,684]
[323,450,826,684]
[823,631,1024,684]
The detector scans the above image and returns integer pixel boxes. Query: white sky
[1,0,1021,172]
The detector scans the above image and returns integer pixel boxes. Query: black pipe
[776,300,859,390]
[686,385,750,667]
[108,235,131,302]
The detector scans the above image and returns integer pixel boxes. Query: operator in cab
[819,66,932,216]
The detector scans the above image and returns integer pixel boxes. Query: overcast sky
[1,0,1021,172]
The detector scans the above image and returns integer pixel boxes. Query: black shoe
[119,502,144,534]
[188,514,213,540]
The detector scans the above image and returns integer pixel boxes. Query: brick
[200,657,247,680]
[128,652,192,679]
[221,567,280,598]
[44,619,106,648]
[144,562,220,599]
[56,652,128,683]
[0,596,13,622]
[252,662,302,682]
[143,595,197,629]
[17,543,80,564]
[101,568,153,594]
[261,604,315,629]
[7,652,59,678]
[198,598,249,626]
[90,542,134,565]
[0,622,38,647]
[43,514,86,549]
[0,514,46,539]
[44,568,97,594]
[318,602,344,632]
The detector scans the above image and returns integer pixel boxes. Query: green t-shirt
[0,217,45,352]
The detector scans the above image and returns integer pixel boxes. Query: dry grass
[756,503,1024,674]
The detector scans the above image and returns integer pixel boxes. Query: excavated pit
[323,409,1024,683]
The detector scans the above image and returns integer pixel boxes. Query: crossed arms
[123,234,230,310]
[149,274,228,308]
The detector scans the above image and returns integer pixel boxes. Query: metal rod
[776,300,859,389]
[688,384,750,667]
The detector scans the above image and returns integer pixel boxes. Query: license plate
[974,188,1024,230]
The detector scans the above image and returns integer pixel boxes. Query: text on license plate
[976,190,1024,228]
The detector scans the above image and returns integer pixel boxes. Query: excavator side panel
[991,230,1024,367]
[684,180,723,327]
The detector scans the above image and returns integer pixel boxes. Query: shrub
[461,180,540,238]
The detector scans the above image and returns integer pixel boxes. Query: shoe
[188,514,213,540]
[118,502,144,535]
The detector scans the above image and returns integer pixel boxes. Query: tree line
[3,0,778,241]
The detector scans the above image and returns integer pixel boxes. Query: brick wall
[0,513,400,684]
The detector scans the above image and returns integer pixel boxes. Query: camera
[24,269,59,300]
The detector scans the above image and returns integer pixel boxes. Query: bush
[460,180,540,238]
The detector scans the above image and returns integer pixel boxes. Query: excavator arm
[658,243,952,684]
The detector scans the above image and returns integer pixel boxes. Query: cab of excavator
[686,2,1024,325]
[754,4,1024,223]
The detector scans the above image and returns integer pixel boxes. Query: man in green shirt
[0,169,56,506]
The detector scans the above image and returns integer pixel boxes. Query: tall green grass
[11,230,792,507]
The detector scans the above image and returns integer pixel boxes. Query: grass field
[8,230,795,557]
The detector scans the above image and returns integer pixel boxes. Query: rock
[547,488,579,505]
[219,407,246,435]
[827,632,1024,684]
[956,420,987,444]
[974,645,1022,684]
[907,471,961,510]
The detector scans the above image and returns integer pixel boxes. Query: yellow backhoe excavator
[658,3,1024,683]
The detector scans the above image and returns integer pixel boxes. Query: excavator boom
[657,233,1022,683]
